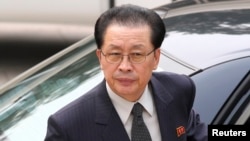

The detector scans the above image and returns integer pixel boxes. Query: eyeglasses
[100,49,155,64]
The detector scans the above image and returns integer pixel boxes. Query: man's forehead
[106,44,146,49]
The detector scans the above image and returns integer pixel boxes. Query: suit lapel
[94,80,130,141]
[101,110,130,141]
[93,74,183,141]
[150,74,178,141]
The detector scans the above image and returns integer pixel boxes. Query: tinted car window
[191,57,250,124]
[227,89,250,124]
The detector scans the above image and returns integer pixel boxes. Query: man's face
[96,24,160,101]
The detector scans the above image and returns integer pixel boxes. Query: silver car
[0,0,249,140]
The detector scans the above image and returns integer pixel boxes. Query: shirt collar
[106,82,154,125]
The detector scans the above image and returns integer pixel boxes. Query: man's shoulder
[151,71,196,108]
[152,71,189,81]
[151,71,194,90]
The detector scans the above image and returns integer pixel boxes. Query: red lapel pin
[176,126,186,137]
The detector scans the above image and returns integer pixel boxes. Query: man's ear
[153,48,161,69]
[96,49,103,69]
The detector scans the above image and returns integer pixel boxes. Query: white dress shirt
[106,82,162,141]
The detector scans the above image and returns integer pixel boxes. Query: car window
[228,89,250,125]
[191,57,250,124]
[0,37,101,134]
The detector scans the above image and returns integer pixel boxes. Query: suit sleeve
[186,109,208,141]
[44,115,67,141]
[183,74,208,141]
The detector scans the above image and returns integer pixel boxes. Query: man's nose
[118,56,133,71]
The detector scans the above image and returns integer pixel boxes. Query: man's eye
[108,53,121,56]
[131,53,143,56]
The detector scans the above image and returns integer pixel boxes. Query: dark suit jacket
[44,71,207,141]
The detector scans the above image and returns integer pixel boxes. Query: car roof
[155,0,250,68]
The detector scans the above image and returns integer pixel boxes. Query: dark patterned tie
[131,103,152,141]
